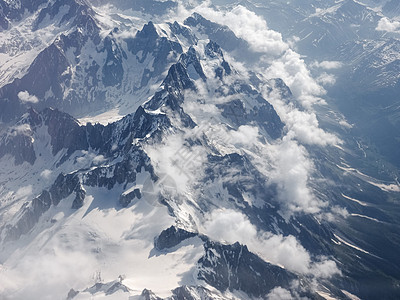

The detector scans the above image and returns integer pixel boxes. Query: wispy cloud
[311,61,343,70]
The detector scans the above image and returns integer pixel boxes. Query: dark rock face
[102,31,126,87]
[140,288,162,300]
[204,41,232,79]
[0,0,103,123]
[33,0,99,35]
[0,99,169,165]
[144,60,196,128]
[42,108,88,156]
[126,21,183,89]
[164,62,195,92]
[184,13,254,60]
[0,41,70,123]
[171,286,217,300]
[268,78,293,102]
[198,240,295,297]
[0,101,161,243]
[251,100,285,139]
[154,226,197,250]
[0,107,87,166]
[204,152,273,207]
[72,184,86,209]
[168,21,198,46]
[0,108,39,165]
[83,280,130,296]
[0,0,47,26]
[26,43,70,98]
[83,158,139,190]
[49,172,80,206]
[218,98,246,125]
[0,126,36,165]
[129,106,172,139]
[217,97,284,140]
[0,1,9,30]
[119,188,141,207]
[66,288,79,300]
[3,190,52,243]
[179,46,206,81]
[0,10,190,124]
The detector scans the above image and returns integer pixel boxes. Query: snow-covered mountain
[1,0,400,299]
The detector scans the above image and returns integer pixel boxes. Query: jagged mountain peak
[205,40,224,58]
[136,20,159,39]
[0,0,47,28]
[32,0,96,30]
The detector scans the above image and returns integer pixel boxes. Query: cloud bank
[265,50,326,109]
[268,138,324,215]
[202,209,340,277]
[199,5,288,56]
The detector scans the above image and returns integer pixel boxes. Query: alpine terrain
[0,0,400,299]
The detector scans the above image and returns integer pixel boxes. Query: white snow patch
[0,187,204,298]
[333,234,371,255]
[341,193,368,206]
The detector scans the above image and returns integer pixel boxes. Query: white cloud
[9,124,32,136]
[181,38,339,217]
[321,205,349,222]
[268,138,326,215]
[317,73,336,86]
[171,2,288,57]
[93,155,106,165]
[284,110,341,146]
[226,125,259,146]
[265,50,326,109]
[376,17,400,33]
[76,152,107,167]
[0,248,98,299]
[173,2,332,114]
[173,3,328,112]
[267,286,293,300]
[40,169,52,179]
[264,84,341,147]
[202,209,258,244]
[145,133,208,193]
[312,61,343,70]
[202,5,288,56]
[18,91,39,104]
[310,259,342,279]
[15,185,33,200]
[339,119,353,129]
[202,209,340,277]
